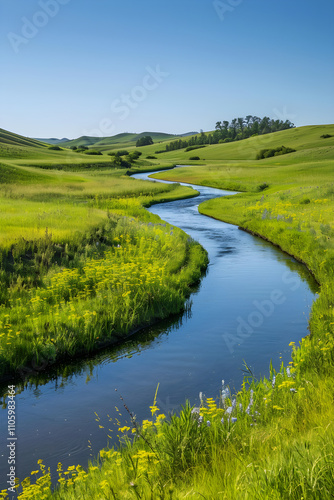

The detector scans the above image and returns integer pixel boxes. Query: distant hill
[1,124,333,166]
[179,131,198,137]
[0,128,47,148]
[0,129,198,151]
[61,131,197,149]
[33,138,70,145]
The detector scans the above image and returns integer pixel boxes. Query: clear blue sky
[1,0,333,139]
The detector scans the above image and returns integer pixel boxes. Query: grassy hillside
[0,128,114,163]
[138,124,334,163]
[0,128,196,163]
[0,162,49,184]
[0,129,50,160]
[0,128,47,148]
[150,125,334,191]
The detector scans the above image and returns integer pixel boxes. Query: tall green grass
[0,211,207,379]
[7,373,334,499]
[0,163,205,379]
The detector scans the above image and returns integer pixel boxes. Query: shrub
[110,157,131,168]
[48,145,62,151]
[84,150,102,155]
[256,146,296,160]
[320,134,333,139]
[125,152,142,163]
[189,156,200,160]
[146,155,157,159]
[155,150,166,154]
[115,150,129,157]
[257,182,269,191]
[76,146,89,153]
[130,151,142,160]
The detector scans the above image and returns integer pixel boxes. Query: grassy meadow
[1,125,334,499]
[0,134,209,381]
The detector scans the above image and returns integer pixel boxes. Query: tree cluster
[107,149,142,168]
[165,132,208,152]
[214,116,294,141]
[163,116,294,153]
[136,136,153,147]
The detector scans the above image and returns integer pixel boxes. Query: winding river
[0,168,318,487]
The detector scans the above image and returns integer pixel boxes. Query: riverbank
[198,185,334,376]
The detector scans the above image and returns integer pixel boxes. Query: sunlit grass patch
[0,171,205,378]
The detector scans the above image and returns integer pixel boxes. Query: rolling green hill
[149,124,334,192]
[0,162,49,184]
[194,124,334,161]
[33,137,70,145]
[0,128,58,160]
[0,128,76,161]
[0,128,47,148]
[61,131,192,149]
[0,128,199,162]
[2,124,334,173]
[136,124,334,161]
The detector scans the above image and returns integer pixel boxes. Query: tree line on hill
[160,116,294,153]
